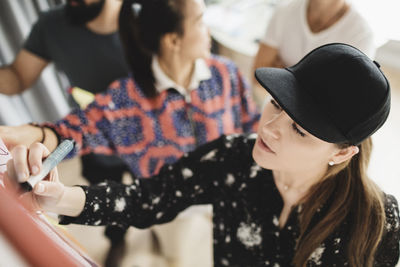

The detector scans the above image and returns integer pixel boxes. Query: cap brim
[255,67,346,143]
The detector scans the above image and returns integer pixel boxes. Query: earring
[328,161,335,166]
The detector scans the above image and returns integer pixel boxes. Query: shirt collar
[152,56,212,97]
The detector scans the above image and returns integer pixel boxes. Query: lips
[257,137,276,154]
[68,0,80,7]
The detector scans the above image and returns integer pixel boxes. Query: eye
[292,123,306,137]
[270,99,281,110]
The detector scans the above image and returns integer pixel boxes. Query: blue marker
[20,139,74,192]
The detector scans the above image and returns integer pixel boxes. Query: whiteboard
[0,138,98,267]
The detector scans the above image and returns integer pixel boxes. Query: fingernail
[32,166,39,175]
[35,183,45,193]
[17,172,27,182]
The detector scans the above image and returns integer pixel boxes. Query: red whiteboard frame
[0,180,98,267]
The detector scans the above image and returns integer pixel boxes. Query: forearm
[58,166,213,228]
[0,66,24,95]
[58,181,178,228]
[42,126,59,152]
[43,108,116,157]
[251,44,282,108]
[58,137,231,227]
[0,123,56,151]
[22,124,59,152]
[236,71,261,130]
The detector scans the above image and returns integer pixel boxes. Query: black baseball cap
[255,43,390,145]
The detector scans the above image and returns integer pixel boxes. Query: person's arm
[1,81,124,160]
[251,43,283,107]
[0,49,48,95]
[8,134,248,228]
[44,80,126,158]
[250,0,287,107]
[58,135,234,228]
[253,43,283,70]
[232,63,261,132]
[0,123,58,152]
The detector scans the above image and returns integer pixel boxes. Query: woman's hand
[5,142,66,213]
[5,142,86,217]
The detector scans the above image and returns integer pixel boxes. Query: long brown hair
[293,137,386,266]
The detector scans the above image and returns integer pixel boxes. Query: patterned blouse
[61,134,400,266]
[45,55,260,179]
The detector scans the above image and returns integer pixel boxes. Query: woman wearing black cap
[1,0,259,265]
[8,43,400,266]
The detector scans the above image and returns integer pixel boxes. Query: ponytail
[118,0,185,98]
[119,0,155,97]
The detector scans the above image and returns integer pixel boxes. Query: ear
[330,145,359,165]
[160,32,182,53]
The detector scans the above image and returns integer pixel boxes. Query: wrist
[27,123,58,151]
[28,123,45,143]
[42,127,58,152]
[52,186,86,217]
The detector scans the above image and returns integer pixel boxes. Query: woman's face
[252,96,340,173]
[178,0,211,60]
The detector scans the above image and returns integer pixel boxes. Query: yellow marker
[70,87,95,109]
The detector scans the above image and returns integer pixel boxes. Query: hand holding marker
[20,140,74,192]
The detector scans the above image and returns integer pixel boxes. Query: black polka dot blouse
[60,134,400,266]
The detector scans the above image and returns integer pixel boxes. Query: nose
[261,111,287,140]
